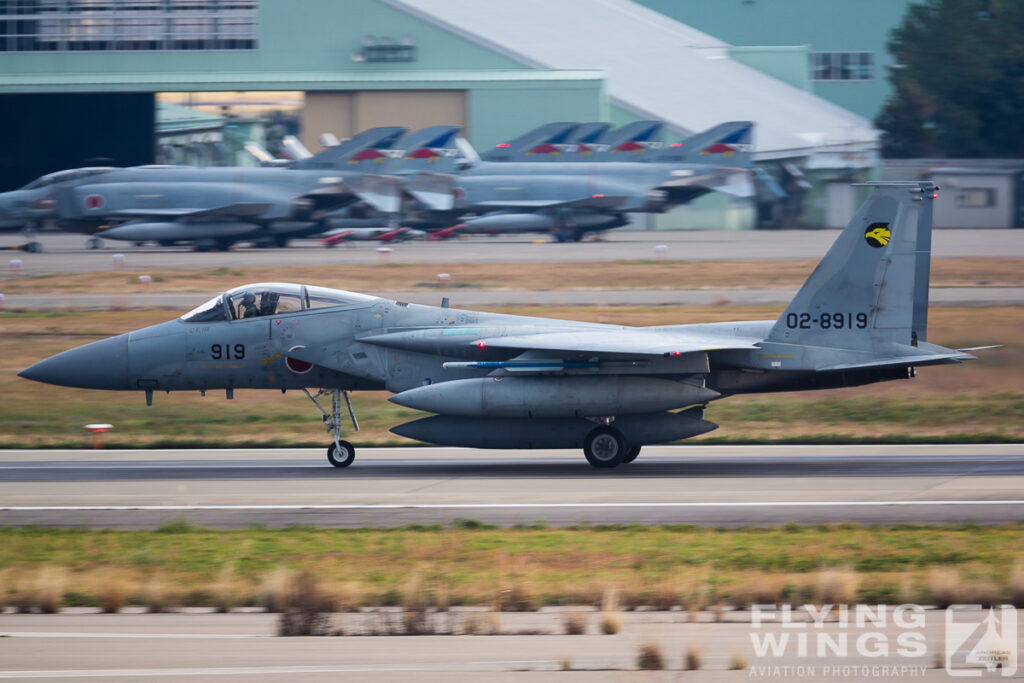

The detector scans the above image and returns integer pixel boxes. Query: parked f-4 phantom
[400,120,755,241]
[21,182,983,468]
[0,127,409,251]
[0,167,117,251]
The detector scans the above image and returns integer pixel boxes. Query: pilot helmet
[241,291,256,305]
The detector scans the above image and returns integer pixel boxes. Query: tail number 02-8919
[786,312,868,330]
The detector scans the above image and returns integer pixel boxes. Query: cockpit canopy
[20,167,117,190]
[181,283,375,323]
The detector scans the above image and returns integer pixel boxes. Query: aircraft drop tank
[101,221,259,242]
[388,376,719,418]
[459,212,623,233]
[390,408,717,449]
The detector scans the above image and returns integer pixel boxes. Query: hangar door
[302,90,466,150]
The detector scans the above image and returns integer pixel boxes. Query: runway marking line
[2,500,1022,512]
[0,661,559,678]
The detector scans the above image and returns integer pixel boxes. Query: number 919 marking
[211,343,245,360]
[785,312,868,330]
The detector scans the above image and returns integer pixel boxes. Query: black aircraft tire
[583,426,627,468]
[327,440,355,468]
[23,241,42,253]
[622,445,642,463]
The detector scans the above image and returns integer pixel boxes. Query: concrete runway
[1,445,1022,528]
[3,228,1022,278]
[0,608,973,682]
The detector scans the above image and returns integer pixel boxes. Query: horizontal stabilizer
[658,169,754,198]
[352,174,403,213]
[816,350,975,372]
[404,173,455,211]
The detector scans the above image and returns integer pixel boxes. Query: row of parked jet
[0,119,769,252]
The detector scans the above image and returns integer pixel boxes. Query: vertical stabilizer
[293,126,407,169]
[767,182,937,350]
[481,122,577,161]
[655,121,753,166]
[385,125,463,173]
[600,120,664,158]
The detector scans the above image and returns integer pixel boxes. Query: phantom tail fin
[386,125,463,173]
[541,122,611,161]
[601,120,664,158]
[481,122,577,161]
[767,182,938,350]
[655,121,753,166]
[293,126,407,169]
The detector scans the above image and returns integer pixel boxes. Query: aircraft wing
[479,330,759,357]
[109,203,273,219]
[352,326,756,361]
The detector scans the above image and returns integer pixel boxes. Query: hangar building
[0,0,885,228]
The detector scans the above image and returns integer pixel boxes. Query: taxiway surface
[0,609,966,682]
[2,445,1022,528]
[5,228,1023,278]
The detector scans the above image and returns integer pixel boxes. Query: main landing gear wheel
[85,237,102,250]
[583,426,628,468]
[621,445,642,464]
[327,440,355,468]
[303,388,360,469]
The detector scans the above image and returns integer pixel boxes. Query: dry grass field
[2,523,1023,611]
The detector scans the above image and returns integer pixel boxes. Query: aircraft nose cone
[19,334,130,390]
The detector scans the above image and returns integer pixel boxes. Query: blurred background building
[1,0,1019,228]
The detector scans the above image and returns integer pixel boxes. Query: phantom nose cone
[19,334,130,389]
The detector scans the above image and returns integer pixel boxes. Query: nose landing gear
[303,388,359,468]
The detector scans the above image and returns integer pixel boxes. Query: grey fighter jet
[401,120,755,241]
[0,127,408,251]
[0,167,117,251]
[20,182,980,468]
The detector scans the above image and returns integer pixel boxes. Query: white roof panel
[385,0,878,157]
